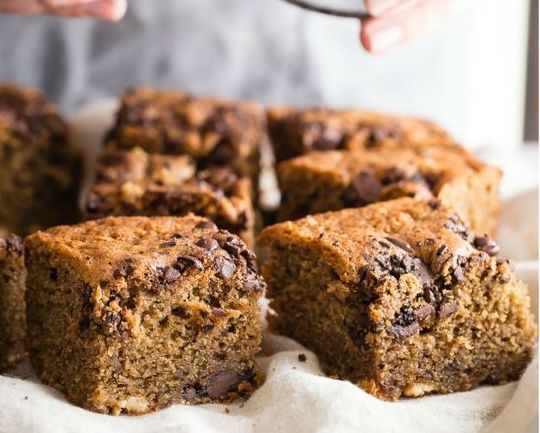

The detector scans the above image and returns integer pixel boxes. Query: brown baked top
[259,197,506,289]
[105,87,264,163]
[26,215,264,296]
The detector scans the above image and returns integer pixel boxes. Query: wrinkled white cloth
[0,104,537,433]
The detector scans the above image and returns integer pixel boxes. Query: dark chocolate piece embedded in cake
[0,83,81,235]
[25,215,265,414]
[0,234,27,371]
[83,148,255,246]
[104,87,264,185]
[259,198,536,400]
[266,106,455,163]
[277,146,501,236]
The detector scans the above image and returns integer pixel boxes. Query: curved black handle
[282,0,370,18]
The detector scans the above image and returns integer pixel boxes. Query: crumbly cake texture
[259,198,536,400]
[267,106,456,163]
[0,234,27,371]
[84,148,255,246]
[25,216,265,415]
[277,147,501,236]
[0,82,80,235]
[105,87,264,184]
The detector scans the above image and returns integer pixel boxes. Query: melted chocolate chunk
[196,238,220,251]
[384,236,413,254]
[438,299,459,318]
[215,256,237,279]
[443,215,472,241]
[391,307,420,339]
[195,221,218,231]
[221,236,244,257]
[243,273,265,293]
[162,266,181,283]
[206,370,243,399]
[343,168,382,206]
[473,236,500,257]
[302,121,344,151]
[451,256,468,283]
[364,124,403,146]
[175,255,204,272]
[414,303,434,320]
[5,234,23,256]
[212,308,228,318]
[113,259,136,278]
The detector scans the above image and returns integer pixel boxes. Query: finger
[39,0,101,6]
[364,0,421,17]
[52,0,126,20]
[360,0,468,53]
[0,3,46,14]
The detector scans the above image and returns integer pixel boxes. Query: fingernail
[369,25,404,52]
[84,0,126,21]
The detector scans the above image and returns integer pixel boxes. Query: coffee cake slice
[0,82,81,235]
[259,198,536,400]
[277,147,501,235]
[267,106,455,163]
[83,148,255,246]
[105,87,263,184]
[25,216,265,414]
[0,234,26,371]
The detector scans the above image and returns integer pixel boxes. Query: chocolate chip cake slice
[259,198,536,400]
[25,216,265,414]
[277,147,501,236]
[267,106,455,163]
[0,82,81,235]
[83,148,255,246]
[105,87,263,185]
[0,234,26,371]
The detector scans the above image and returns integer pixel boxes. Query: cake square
[83,148,255,246]
[259,198,536,400]
[267,106,455,163]
[105,87,264,185]
[0,234,26,371]
[25,216,265,414]
[277,147,501,236]
[0,83,81,235]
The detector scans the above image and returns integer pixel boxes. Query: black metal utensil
[282,0,370,18]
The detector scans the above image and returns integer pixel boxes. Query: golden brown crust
[266,105,456,163]
[277,147,501,235]
[259,198,537,400]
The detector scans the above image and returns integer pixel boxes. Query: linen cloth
[0,103,537,433]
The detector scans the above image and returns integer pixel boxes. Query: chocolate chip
[5,234,23,256]
[436,245,448,256]
[221,236,244,257]
[298,354,307,362]
[302,121,344,151]
[212,308,228,318]
[381,166,408,185]
[444,215,472,241]
[206,370,242,399]
[428,198,442,210]
[342,168,382,206]
[473,236,500,257]
[452,256,468,283]
[243,273,265,293]
[414,304,434,319]
[215,256,236,279]
[175,255,204,272]
[113,259,135,278]
[384,236,413,254]
[196,238,220,251]
[103,311,121,326]
[160,240,177,247]
[438,300,458,318]
[365,125,403,145]
[391,307,420,338]
[241,249,258,273]
[195,220,218,231]
[162,266,181,283]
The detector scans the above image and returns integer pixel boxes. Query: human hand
[360,0,469,53]
[0,0,127,21]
